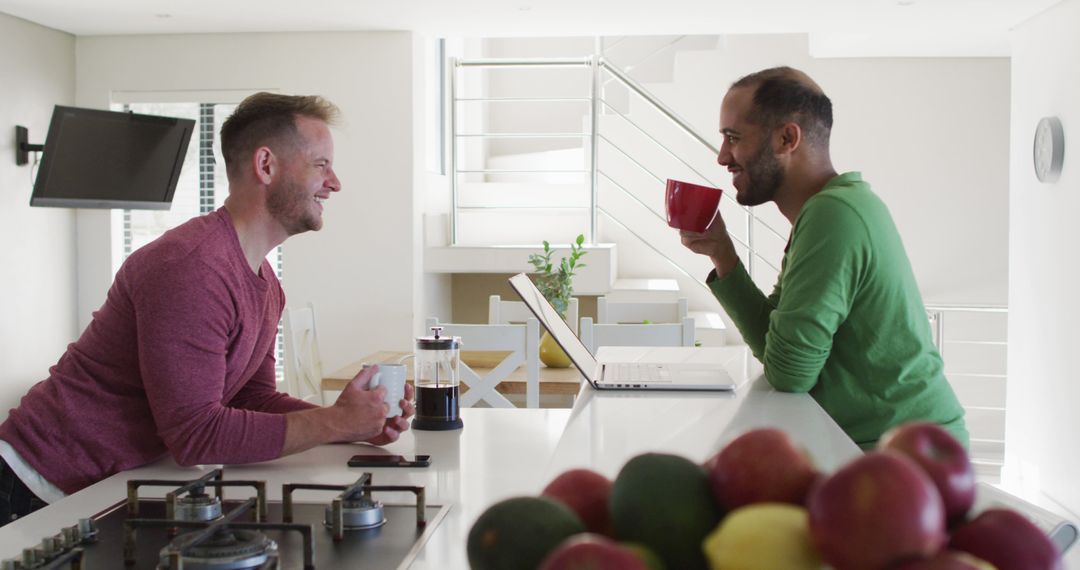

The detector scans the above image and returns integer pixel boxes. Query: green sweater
[709,172,968,449]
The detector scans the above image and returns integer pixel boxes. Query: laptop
[508,273,737,391]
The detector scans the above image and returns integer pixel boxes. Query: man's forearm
[710,237,741,279]
[281,407,349,456]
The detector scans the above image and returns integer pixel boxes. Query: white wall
[1004,0,1080,516]
[75,32,419,374]
[415,35,453,330]
[0,13,76,412]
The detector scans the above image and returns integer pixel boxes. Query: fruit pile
[466,422,1063,570]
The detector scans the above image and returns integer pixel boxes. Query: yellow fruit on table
[703,503,821,570]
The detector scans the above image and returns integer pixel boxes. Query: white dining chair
[282,302,326,405]
[597,297,689,324]
[489,295,579,334]
[426,317,541,409]
[578,316,695,354]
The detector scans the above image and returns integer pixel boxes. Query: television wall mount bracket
[15,125,44,166]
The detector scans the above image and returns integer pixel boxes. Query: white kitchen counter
[0,347,862,568]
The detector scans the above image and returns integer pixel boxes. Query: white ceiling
[0,0,1063,56]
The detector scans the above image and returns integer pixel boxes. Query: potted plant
[528,234,587,368]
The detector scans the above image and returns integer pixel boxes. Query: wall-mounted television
[29,105,196,210]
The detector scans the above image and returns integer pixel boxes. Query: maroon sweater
[0,208,316,494]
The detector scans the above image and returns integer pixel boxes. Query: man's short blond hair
[220,92,339,178]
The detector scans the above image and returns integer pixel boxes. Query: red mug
[665,179,722,233]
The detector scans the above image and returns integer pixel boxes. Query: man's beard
[736,137,785,207]
[267,178,321,236]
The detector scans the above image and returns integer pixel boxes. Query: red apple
[950,508,1063,570]
[893,550,996,570]
[538,533,649,570]
[879,421,976,524]
[807,451,947,570]
[704,427,819,510]
[542,469,614,536]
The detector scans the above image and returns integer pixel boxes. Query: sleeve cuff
[706,260,750,297]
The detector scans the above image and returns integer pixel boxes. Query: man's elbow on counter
[164,436,229,467]
[168,446,210,467]
[763,368,818,393]
[165,434,279,467]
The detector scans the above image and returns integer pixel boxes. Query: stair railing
[449,57,594,247]
[595,58,788,281]
[923,304,1009,475]
[448,52,789,284]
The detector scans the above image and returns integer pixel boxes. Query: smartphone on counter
[347,454,431,468]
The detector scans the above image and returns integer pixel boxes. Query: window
[112,101,286,383]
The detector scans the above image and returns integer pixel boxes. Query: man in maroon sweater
[0,93,413,524]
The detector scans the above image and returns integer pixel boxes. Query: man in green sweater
[681,66,968,449]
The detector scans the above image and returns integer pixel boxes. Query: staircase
[444,36,766,345]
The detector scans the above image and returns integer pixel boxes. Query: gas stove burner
[159,528,277,570]
[174,493,224,522]
[10,468,448,570]
[325,496,387,530]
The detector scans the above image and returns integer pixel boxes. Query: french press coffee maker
[411,326,463,431]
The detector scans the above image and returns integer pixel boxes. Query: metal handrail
[449,53,788,284]
[597,100,788,244]
[925,304,1008,312]
[455,133,589,138]
[598,60,716,152]
[458,205,590,210]
[598,102,720,187]
[450,57,458,244]
[456,169,588,174]
[455,97,592,103]
[597,60,789,244]
[598,206,714,294]
[597,170,666,224]
[590,53,601,249]
[457,58,591,68]
[924,305,1008,360]
[597,133,665,186]
[598,170,780,273]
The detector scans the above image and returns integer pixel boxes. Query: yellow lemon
[703,503,821,570]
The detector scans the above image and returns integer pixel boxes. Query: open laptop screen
[508,273,600,386]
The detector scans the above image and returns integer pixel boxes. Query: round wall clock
[1033,116,1064,183]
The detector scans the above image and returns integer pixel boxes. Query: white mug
[365,363,407,418]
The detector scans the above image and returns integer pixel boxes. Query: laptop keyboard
[608,363,668,382]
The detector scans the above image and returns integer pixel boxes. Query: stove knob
[20,548,37,567]
[60,527,77,548]
[2,558,23,570]
[77,518,98,541]
[44,536,64,558]
[39,538,54,558]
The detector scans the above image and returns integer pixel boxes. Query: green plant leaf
[526,233,588,320]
